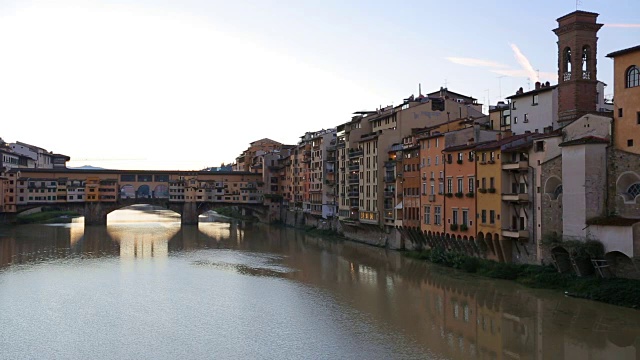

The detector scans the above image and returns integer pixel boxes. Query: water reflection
[0,207,638,359]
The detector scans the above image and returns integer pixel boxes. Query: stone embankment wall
[278,209,406,250]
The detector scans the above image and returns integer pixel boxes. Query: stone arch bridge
[10,168,267,225]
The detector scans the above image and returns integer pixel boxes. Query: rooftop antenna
[497,75,506,100]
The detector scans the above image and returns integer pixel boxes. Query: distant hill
[68,165,107,170]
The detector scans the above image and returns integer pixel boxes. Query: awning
[394,201,403,210]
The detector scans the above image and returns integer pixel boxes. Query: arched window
[582,46,590,79]
[563,47,572,81]
[553,185,563,199]
[628,183,640,199]
[627,66,639,88]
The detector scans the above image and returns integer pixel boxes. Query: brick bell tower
[553,11,603,123]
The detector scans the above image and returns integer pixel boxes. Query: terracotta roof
[606,44,640,58]
[558,136,609,147]
[474,133,538,151]
[586,216,640,227]
[444,141,492,152]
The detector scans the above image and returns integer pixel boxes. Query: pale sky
[0,0,638,170]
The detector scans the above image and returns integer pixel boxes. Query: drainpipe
[529,164,537,262]
[441,148,447,238]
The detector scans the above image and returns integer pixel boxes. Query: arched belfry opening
[563,47,572,80]
[581,45,591,77]
[553,11,603,123]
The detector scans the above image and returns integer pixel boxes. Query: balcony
[348,191,359,198]
[384,191,395,197]
[384,175,395,183]
[348,164,360,171]
[384,161,395,169]
[349,150,363,158]
[348,177,359,184]
[502,228,530,239]
[501,193,529,202]
[326,156,336,162]
[502,160,528,171]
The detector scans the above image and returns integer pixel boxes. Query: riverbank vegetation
[302,226,346,241]
[17,210,79,224]
[212,207,257,221]
[406,249,640,309]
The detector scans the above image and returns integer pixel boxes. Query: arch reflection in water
[106,205,181,259]
[107,223,177,259]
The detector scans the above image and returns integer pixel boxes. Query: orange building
[400,135,421,228]
[418,133,446,235]
[607,45,640,153]
[443,142,478,242]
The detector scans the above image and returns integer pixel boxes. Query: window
[447,178,453,193]
[481,210,487,223]
[490,177,495,189]
[627,183,640,198]
[511,101,516,110]
[637,112,640,125]
[627,65,640,88]
[462,210,468,226]
[532,94,538,105]
[458,152,463,161]
[424,206,431,224]
[481,178,486,189]
[490,210,495,224]
[524,114,529,123]
[457,178,463,193]
[619,108,623,118]
[452,209,458,225]
[535,141,544,152]
[435,156,439,165]
[628,139,634,147]
[514,116,518,124]
[481,152,486,162]
[434,206,441,225]
[468,178,474,193]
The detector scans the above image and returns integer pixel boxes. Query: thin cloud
[491,69,555,81]
[445,57,508,68]
[604,23,640,28]
[510,44,539,83]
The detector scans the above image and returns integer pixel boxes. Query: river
[0,205,638,359]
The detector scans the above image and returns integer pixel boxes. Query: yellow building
[474,141,505,262]
[607,45,640,153]
[85,177,100,202]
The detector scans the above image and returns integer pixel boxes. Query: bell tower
[553,11,603,123]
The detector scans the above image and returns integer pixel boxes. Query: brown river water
[0,205,638,359]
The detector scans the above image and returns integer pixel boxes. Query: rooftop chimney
[496,133,502,141]
[535,81,541,90]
